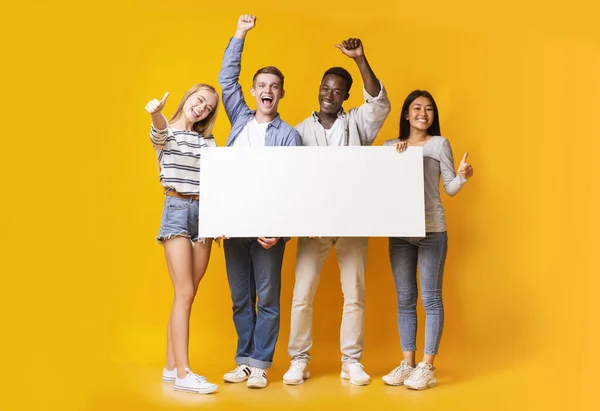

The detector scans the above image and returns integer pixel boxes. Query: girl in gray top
[381,90,474,390]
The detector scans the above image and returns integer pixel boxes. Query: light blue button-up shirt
[218,37,302,147]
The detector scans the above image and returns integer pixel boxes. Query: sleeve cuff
[363,80,386,103]
[151,125,168,133]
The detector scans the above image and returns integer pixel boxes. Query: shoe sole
[246,383,267,389]
[340,371,370,386]
[404,380,437,390]
[173,384,218,394]
[382,377,405,386]
[223,377,249,383]
[283,371,311,385]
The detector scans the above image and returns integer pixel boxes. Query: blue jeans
[388,232,448,355]
[224,237,286,369]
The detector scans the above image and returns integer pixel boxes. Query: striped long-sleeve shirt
[150,126,217,195]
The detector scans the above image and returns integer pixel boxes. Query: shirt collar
[311,109,347,122]
[250,111,282,128]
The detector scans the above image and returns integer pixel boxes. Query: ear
[280,89,285,99]
[344,93,350,101]
[250,86,256,97]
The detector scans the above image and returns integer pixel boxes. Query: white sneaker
[382,361,414,386]
[173,368,218,394]
[246,367,268,389]
[404,362,437,390]
[340,362,371,386]
[162,367,177,383]
[223,364,251,383]
[283,359,311,385]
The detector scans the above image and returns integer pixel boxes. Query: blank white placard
[197,146,424,237]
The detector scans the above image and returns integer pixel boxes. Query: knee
[421,290,443,314]
[174,287,195,307]
[397,289,417,311]
[258,287,280,308]
[257,298,280,320]
[292,284,317,308]
[342,286,365,308]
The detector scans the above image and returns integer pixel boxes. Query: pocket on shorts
[167,196,192,211]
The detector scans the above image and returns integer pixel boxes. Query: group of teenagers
[145,14,474,395]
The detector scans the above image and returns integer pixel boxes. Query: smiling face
[251,73,284,117]
[318,74,349,116]
[406,96,434,132]
[182,89,218,123]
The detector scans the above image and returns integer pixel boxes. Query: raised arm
[335,38,380,96]
[217,15,256,124]
[336,38,391,145]
[145,91,170,144]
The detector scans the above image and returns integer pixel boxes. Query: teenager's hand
[458,152,474,179]
[335,38,364,59]
[237,14,256,32]
[393,141,408,153]
[145,92,169,114]
[257,237,278,249]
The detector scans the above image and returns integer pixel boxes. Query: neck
[407,128,429,142]
[171,117,194,131]
[255,111,277,123]
[316,110,338,127]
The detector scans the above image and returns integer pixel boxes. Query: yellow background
[1,0,598,409]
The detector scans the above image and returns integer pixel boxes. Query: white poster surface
[198,146,424,237]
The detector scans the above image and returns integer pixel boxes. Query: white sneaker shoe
[403,362,437,390]
[162,367,177,383]
[340,362,371,386]
[246,367,268,389]
[382,361,415,386]
[173,368,218,394]
[283,359,311,385]
[223,364,251,383]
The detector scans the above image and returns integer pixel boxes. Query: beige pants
[288,236,368,364]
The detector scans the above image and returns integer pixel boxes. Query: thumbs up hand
[458,152,473,179]
[145,92,170,115]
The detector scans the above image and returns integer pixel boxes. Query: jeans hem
[249,358,273,369]
[235,356,250,365]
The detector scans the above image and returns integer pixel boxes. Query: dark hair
[322,67,353,94]
[398,90,441,141]
[253,66,285,91]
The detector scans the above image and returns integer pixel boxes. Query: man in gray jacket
[283,38,391,386]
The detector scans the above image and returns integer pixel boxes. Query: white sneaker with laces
[403,362,437,390]
[382,361,414,386]
[173,368,218,394]
[340,362,371,386]
[223,364,251,383]
[283,359,311,385]
[162,367,177,383]
[246,367,268,389]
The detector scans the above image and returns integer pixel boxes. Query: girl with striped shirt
[145,84,220,394]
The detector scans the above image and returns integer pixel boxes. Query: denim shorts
[157,195,204,244]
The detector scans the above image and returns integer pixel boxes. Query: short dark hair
[253,66,285,91]
[322,67,353,94]
[399,90,441,141]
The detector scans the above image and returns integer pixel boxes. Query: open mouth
[261,96,273,109]
[192,108,202,118]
